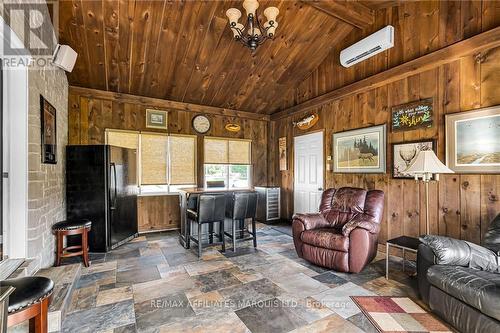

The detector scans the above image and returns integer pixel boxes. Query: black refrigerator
[66,145,138,252]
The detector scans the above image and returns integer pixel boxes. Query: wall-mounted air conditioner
[340,25,394,68]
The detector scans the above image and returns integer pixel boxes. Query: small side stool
[3,276,54,333]
[52,220,92,267]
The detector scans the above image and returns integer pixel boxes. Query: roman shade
[141,133,168,185]
[204,137,251,165]
[106,130,139,150]
[169,135,196,185]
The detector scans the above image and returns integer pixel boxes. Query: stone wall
[1,0,69,269]
[27,67,68,269]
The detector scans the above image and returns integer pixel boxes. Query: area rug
[351,296,452,333]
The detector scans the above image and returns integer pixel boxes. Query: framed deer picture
[392,140,436,179]
[332,124,386,173]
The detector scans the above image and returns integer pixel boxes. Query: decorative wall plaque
[391,98,433,132]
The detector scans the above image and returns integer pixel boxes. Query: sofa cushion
[427,265,500,321]
[301,228,349,252]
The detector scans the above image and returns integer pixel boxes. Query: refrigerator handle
[110,162,117,210]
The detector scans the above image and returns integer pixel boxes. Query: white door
[294,131,324,214]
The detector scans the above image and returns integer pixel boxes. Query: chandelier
[226,0,279,52]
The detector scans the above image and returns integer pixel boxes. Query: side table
[386,236,420,279]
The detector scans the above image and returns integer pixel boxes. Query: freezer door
[66,145,109,252]
[109,146,138,248]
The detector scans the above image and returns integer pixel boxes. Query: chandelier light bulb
[263,7,279,23]
[232,23,245,38]
[243,0,259,16]
[226,8,242,25]
[264,21,278,37]
[248,27,262,36]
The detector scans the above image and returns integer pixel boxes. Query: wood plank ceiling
[59,0,382,114]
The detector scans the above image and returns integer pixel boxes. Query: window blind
[106,130,139,150]
[228,140,251,164]
[204,137,251,165]
[169,135,196,185]
[141,133,168,185]
[204,138,228,164]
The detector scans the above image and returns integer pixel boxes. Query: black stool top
[2,277,54,313]
[52,219,91,231]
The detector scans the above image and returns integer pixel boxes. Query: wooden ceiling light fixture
[226,0,279,52]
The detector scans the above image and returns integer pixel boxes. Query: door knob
[318,187,323,191]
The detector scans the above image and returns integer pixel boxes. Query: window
[105,129,196,193]
[203,137,251,188]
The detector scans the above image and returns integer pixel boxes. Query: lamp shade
[226,8,242,25]
[405,150,454,174]
[264,6,279,22]
[243,0,259,16]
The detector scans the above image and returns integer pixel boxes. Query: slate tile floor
[60,223,422,333]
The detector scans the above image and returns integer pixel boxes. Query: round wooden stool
[3,276,54,333]
[52,220,92,267]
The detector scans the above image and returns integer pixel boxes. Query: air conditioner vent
[345,45,382,65]
[340,26,394,68]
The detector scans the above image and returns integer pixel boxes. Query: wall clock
[192,114,211,134]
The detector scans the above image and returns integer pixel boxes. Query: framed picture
[391,98,433,132]
[333,124,386,173]
[40,95,57,164]
[279,137,287,171]
[446,106,500,173]
[146,109,168,130]
[392,140,436,179]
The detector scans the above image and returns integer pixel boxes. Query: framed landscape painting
[446,106,500,173]
[392,140,436,179]
[333,124,386,173]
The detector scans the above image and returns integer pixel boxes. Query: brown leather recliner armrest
[342,214,380,237]
[292,213,329,231]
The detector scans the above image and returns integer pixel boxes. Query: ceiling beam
[301,0,374,29]
[271,26,500,120]
[69,86,270,122]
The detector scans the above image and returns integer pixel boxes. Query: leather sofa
[292,187,384,273]
[417,213,500,333]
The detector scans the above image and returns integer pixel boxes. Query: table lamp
[405,150,454,235]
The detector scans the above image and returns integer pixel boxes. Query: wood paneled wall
[269,1,500,246]
[68,87,270,187]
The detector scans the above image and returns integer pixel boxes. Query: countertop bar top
[177,187,255,194]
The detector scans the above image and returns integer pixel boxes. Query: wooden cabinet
[137,195,180,233]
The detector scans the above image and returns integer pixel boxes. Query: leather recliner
[292,187,384,273]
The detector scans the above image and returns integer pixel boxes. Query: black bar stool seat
[2,276,54,333]
[188,194,227,257]
[225,192,258,252]
[3,277,54,314]
[52,220,91,231]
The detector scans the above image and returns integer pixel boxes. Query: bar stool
[52,219,92,267]
[188,194,226,257]
[225,192,258,252]
[3,276,54,333]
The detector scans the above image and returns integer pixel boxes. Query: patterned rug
[351,296,452,333]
